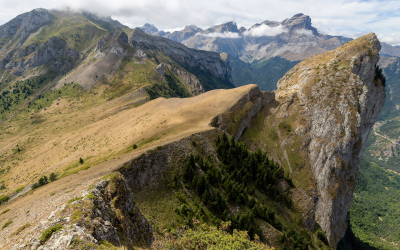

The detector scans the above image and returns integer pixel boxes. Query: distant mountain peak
[281,13,317,34]
[140,23,158,34]
[205,21,240,34]
[80,11,128,28]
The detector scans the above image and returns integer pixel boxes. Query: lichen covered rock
[33,173,153,249]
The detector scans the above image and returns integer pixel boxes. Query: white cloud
[0,0,400,45]
[295,29,313,36]
[379,33,400,46]
[196,31,241,38]
[163,26,186,33]
[244,24,287,37]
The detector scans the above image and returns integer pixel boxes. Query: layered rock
[129,28,235,91]
[242,33,385,248]
[169,66,205,95]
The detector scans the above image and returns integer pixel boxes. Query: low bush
[2,220,13,230]
[15,186,25,193]
[13,223,30,235]
[67,197,83,203]
[151,220,271,249]
[49,173,57,182]
[39,224,63,244]
[0,195,9,204]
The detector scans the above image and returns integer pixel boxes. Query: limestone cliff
[242,33,385,248]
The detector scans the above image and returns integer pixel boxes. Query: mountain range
[0,8,395,250]
[141,14,400,93]
[142,13,400,250]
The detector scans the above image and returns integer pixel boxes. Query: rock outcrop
[129,28,235,91]
[211,86,275,140]
[242,33,385,248]
[27,173,153,249]
[0,8,51,49]
[5,36,79,75]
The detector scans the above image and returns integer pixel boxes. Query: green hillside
[230,56,299,91]
[378,57,400,121]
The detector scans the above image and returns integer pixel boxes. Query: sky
[0,0,400,45]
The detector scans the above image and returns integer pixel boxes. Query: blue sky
[0,0,399,45]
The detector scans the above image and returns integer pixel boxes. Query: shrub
[87,193,97,200]
[67,197,83,203]
[0,195,9,204]
[278,121,292,133]
[13,223,30,235]
[1,209,10,215]
[39,224,63,244]
[317,230,329,245]
[191,140,197,147]
[151,220,271,249]
[49,172,57,182]
[15,186,25,193]
[31,176,49,189]
[79,157,84,164]
[133,144,137,149]
[2,220,13,229]
[39,176,48,186]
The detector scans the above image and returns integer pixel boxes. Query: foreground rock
[23,173,153,249]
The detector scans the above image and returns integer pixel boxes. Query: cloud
[244,24,287,37]
[163,26,187,33]
[379,33,400,45]
[0,0,400,45]
[295,29,313,36]
[196,31,241,38]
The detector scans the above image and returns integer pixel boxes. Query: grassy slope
[130,132,330,250]
[0,85,278,249]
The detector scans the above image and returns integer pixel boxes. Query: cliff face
[242,33,385,248]
[129,28,235,91]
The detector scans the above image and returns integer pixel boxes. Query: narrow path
[373,128,399,145]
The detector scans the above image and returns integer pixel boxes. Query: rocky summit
[242,33,385,248]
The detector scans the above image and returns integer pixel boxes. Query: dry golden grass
[0,84,258,248]
[0,84,256,193]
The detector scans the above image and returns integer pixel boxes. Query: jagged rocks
[33,173,153,249]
